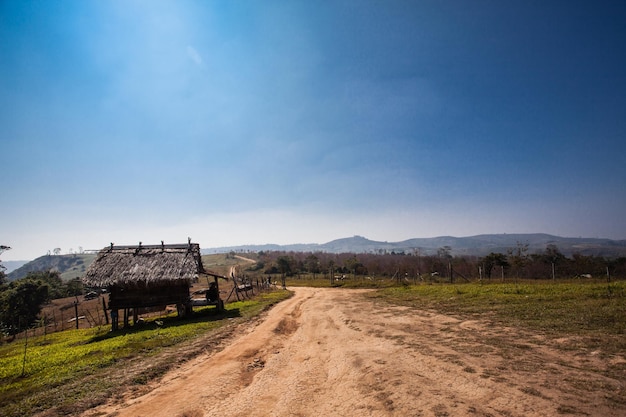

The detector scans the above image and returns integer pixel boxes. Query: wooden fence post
[74,302,79,330]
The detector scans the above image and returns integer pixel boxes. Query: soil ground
[84,287,625,417]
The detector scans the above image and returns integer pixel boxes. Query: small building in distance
[83,240,225,330]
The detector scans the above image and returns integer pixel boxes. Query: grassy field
[367,280,626,357]
[0,290,291,417]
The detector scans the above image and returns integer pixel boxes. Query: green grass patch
[368,281,626,354]
[0,289,291,417]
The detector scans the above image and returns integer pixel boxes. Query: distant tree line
[245,244,626,282]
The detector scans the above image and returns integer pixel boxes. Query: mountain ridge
[203,233,626,258]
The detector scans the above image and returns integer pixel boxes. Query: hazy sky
[1,0,625,260]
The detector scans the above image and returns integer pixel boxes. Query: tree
[26,271,65,299]
[508,241,529,279]
[305,254,320,278]
[53,248,61,256]
[344,255,367,277]
[66,277,84,296]
[543,244,566,279]
[482,252,509,279]
[276,256,293,289]
[0,277,50,335]
[544,244,565,263]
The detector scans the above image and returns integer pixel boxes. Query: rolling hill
[7,254,97,281]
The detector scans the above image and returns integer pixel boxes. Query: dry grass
[369,280,626,358]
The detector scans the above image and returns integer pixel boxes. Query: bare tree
[508,241,529,280]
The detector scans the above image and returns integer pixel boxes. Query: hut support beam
[111,310,119,331]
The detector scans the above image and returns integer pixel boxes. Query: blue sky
[1,0,625,260]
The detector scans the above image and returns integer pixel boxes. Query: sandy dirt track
[88,287,624,417]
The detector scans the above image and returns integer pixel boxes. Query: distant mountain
[7,254,97,282]
[1,260,29,274]
[9,234,625,281]
[203,234,626,258]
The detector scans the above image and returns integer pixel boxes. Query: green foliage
[65,277,84,296]
[246,260,265,272]
[0,270,82,334]
[276,255,293,275]
[481,252,509,278]
[25,271,65,299]
[0,278,49,334]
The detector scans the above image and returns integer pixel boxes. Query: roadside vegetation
[0,290,291,417]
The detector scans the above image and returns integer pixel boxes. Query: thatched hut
[83,241,225,330]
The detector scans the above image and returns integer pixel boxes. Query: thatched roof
[83,242,206,287]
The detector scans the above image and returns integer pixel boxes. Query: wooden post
[74,301,79,330]
[214,276,224,311]
[102,297,109,325]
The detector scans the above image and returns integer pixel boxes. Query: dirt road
[89,287,624,417]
